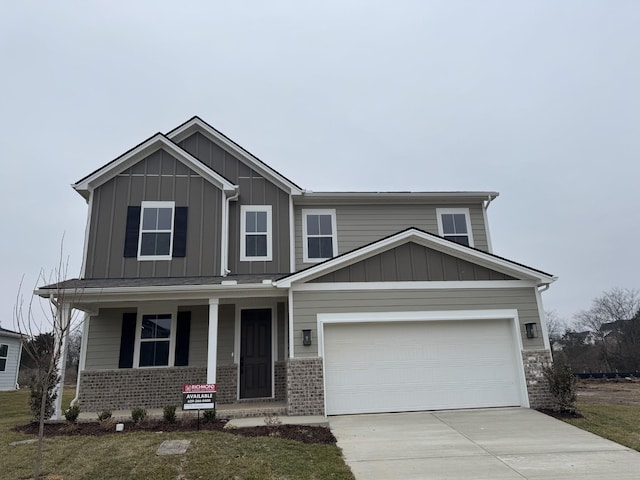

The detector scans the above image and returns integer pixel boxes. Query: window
[0,344,7,371]
[436,208,474,247]
[302,209,338,262]
[240,205,272,261]
[138,314,172,367]
[138,201,175,260]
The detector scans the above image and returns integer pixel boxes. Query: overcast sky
[1,1,638,332]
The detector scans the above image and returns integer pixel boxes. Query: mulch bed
[12,419,336,445]
[537,408,584,420]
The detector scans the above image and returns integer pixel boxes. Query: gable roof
[275,227,556,288]
[73,133,238,200]
[167,116,303,195]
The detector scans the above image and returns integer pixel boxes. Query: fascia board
[167,118,303,196]
[276,228,555,288]
[0,331,25,340]
[73,134,237,194]
[294,191,499,205]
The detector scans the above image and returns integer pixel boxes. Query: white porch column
[207,298,219,385]
[52,302,72,420]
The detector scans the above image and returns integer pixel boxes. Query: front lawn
[0,389,354,480]
[563,402,640,452]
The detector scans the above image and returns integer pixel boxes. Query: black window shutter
[175,311,191,366]
[172,207,188,257]
[123,206,141,257]
[118,312,137,368]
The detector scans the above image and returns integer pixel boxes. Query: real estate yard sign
[182,384,216,410]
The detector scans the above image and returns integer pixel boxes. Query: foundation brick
[286,357,324,416]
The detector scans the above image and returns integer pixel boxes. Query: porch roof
[37,274,287,291]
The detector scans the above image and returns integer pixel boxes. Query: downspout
[482,194,496,253]
[221,189,239,276]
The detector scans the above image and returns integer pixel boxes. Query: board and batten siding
[85,148,223,279]
[310,242,515,283]
[179,132,292,275]
[0,336,22,391]
[294,204,488,271]
[291,287,544,357]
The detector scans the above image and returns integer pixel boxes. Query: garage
[323,317,526,415]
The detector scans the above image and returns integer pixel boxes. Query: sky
[1,1,638,332]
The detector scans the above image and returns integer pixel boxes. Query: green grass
[0,389,354,480]
[563,402,640,452]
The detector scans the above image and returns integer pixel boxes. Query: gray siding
[179,132,292,275]
[85,148,223,278]
[0,336,22,391]
[294,204,488,270]
[84,305,236,370]
[291,287,544,357]
[311,242,515,282]
[85,309,125,370]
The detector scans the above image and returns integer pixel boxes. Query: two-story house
[37,116,556,419]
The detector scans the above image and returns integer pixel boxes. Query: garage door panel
[324,319,523,415]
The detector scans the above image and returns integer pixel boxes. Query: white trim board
[291,280,537,291]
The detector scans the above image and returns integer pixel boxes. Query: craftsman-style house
[37,116,556,418]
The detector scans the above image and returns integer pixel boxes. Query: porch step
[216,401,287,420]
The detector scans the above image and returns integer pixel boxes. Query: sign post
[182,384,216,430]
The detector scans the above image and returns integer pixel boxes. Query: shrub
[543,362,578,413]
[28,369,60,422]
[64,404,80,423]
[163,405,177,423]
[131,406,147,424]
[202,409,216,423]
[97,410,112,422]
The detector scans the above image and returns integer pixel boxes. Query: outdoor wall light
[525,322,538,339]
[302,329,312,346]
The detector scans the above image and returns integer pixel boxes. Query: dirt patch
[576,378,640,407]
[12,419,336,445]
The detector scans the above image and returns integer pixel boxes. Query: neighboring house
[0,326,24,391]
[36,116,556,418]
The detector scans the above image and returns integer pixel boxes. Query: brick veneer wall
[79,365,239,411]
[522,349,554,409]
[286,357,324,416]
[274,361,286,401]
[216,364,237,404]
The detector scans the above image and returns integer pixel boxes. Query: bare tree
[544,309,566,351]
[575,288,640,371]
[14,245,82,480]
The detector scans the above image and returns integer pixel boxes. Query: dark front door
[240,309,272,399]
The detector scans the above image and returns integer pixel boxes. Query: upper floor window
[436,208,474,247]
[124,203,188,260]
[240,205,272,261]
[138,201,175,260]
[302,209,338,263]
[0,344,7,371]
[137,313,174,367]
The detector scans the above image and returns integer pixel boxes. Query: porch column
[52,301,72,420]
[207,298,219,385]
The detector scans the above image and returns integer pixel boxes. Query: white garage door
[323,319,524,415]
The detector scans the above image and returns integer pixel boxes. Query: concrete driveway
[329,408,640,479]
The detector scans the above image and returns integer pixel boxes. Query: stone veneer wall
[522,349,554,409]
[286,357,324,416]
